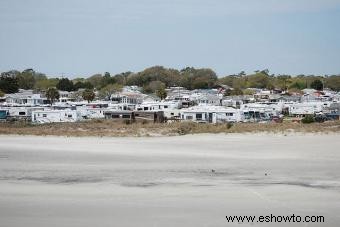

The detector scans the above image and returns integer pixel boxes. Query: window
[144,107,148,111]
[19,112,26,116]
[196,113,202,120]
[43,114,47,117]
[164,106,168,109]
[186,116,193,120]
[226,113,234,116]
[67,115,72,118]
[112,115,120,118]
[122,115,131,119]
[244,112,249,118]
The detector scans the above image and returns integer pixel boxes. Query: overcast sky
[1,0,340,77]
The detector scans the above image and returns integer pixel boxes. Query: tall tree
[82,89,96,103]
[325,75,340,91]
[87,74,103,88]
[225,88,243,96]
[247,72,271,89]
[74,81,94,90]
[276,75,292,91]
[17,69,36,89]
[35,78,59,91]
[56,78,75,91]
[100,72,115,87]
[46,87,60,104]
[143,81,165,93]
[0,72,19,93]
[98,84,122,100]
[156,87,167,100]
[310,79,323,91]
[180,67,217,89]
[113,71,132,85]
[127,66,180,88]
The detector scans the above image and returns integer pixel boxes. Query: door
[208,113,213,123]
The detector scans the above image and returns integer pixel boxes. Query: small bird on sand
[211,169,216,173]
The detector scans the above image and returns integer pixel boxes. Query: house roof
[181,105,237,113]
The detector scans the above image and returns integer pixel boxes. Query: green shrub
[301,115,315,124]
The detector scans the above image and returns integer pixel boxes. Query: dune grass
[1,119,340,137]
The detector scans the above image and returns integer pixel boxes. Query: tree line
[1,67,340,99]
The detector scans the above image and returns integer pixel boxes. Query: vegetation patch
[301,115,316,124]
[1,120,340,137]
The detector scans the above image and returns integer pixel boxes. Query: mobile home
[180,106,244,123]
[32,110,81,124]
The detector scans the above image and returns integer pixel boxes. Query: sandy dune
[0,134,340,227]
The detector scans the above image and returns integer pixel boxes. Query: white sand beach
[0,134,340,227]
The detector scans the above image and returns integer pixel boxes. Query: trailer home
[77,107,105,119]
[288,102,328,116]
[180,106,244,123]
[135,101,180,111]
[32,110,81,124]
[103,110,135,122]
[5,107,44,121]
[241,103,283,118]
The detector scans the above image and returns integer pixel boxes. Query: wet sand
[0,134,340,226]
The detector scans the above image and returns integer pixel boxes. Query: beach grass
[1,120,340,137]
